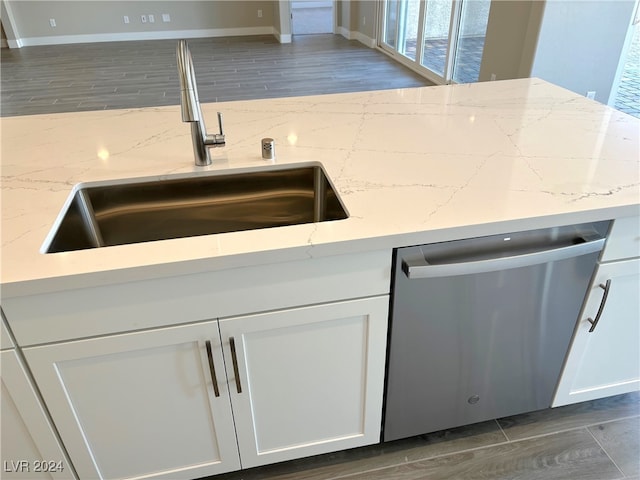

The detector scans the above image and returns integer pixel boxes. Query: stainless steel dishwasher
[383,221,610,442]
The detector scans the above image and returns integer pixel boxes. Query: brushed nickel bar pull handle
[229,336,242,394]
[587,279,611,333]
[403,238,605,279]
[205,340,220,397]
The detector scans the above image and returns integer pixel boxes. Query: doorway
[291,1,334,35]
[380,0,490,84]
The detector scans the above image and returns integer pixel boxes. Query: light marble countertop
[2,78,639,297]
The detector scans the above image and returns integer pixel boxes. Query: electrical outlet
[49,18,56,27]
[141,14,147,23]
[148,14,155,23]
[257,9,262,18]
[490,73,497,81]
[586,91,596,100]
[123,15,130,24]
[363,17,366,26]
[162,13,171,22]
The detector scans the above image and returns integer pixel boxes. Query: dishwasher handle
[402,237,605,279]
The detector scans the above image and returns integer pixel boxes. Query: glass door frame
[608,0,639,106]
[378,0,463,85]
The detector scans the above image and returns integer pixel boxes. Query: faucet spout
[176,40,225,166]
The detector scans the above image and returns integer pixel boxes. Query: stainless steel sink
[44,164,348,253]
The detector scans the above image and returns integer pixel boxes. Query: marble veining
[1,78,639,296]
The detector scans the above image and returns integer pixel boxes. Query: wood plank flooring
[2,33,639,479]
[0,34,429,117]
[207,392,640,480]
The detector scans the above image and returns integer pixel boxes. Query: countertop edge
[3,204,636,299]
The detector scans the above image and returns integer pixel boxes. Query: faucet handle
[217,112,224,136]
[205,112,226,146]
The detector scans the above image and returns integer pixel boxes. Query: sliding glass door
[380,0,490,85]
[451,0,490,83]
[383,0,421,61]
[421,0,454,80]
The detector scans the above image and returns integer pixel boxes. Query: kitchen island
[1,78,639,480]
[2,77,638,296]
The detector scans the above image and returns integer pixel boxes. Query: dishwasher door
[383,222,609,442]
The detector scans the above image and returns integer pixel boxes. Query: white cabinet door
[219,296,389,468]
[554,259,640,406]
[24,322,240,480]
[1,313,14,350]
[1,350,74,479]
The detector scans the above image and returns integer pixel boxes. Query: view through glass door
[380,0,490,84]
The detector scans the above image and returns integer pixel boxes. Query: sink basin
[44,164,348,253]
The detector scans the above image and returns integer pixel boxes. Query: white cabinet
[554,217,640,406]
[24,321,240,480]
[220,297,388,468]
[1,350,74,479]
[1,314,14,349]
[599,214,640,262]
[23,297,388,480]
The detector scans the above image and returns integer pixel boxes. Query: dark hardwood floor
[0,34,429,117]
[206,392,640,480]
[2,33,639,480]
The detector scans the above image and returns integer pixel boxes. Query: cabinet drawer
[601,216,640,262]
[4,250,391,346]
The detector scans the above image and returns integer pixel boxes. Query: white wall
[273,0,292,42]
[351,0,376,39]
[479,0,634,104]
[479,0,543,82]
[530,0,635,103]
[3,0,278,46]
[2,0,379,49]
[334,0,376,47]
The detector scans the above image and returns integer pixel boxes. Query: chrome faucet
[176,40,225,166]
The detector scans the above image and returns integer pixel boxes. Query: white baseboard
[353,31,376,48]
[17,26,274,47]
[274,32,292,44]
[338,27,375,48]
[338,26,350,40]
[12,25,372,49]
